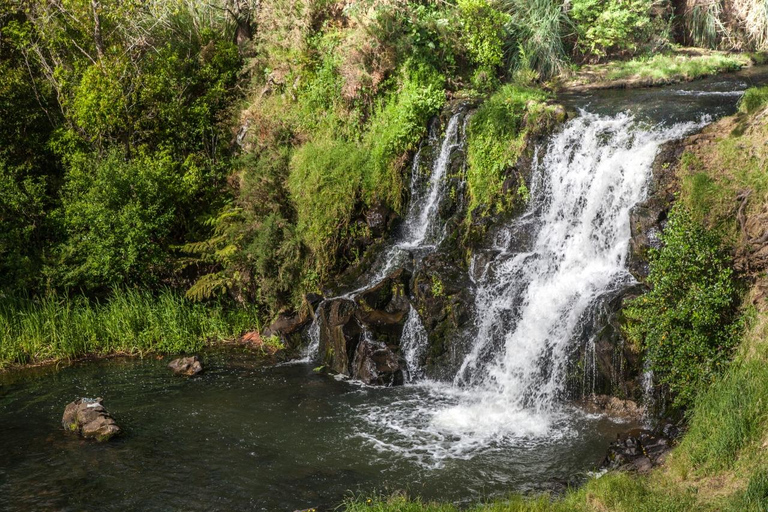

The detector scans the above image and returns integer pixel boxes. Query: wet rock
[411,253,474,378]
[317,298,360,376]
[579,394,644,421]
[366,201,394,238]
[601,427,674,473]
[263,307,313,349]
[168,355,203,376]
[316,270,410,384]
[62,398,121,442]
[352,336,404,386]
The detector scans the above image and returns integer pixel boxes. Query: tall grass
[685,1,729,49]
[0,289,260,369]
[505,0,572,80]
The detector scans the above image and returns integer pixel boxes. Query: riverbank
[551,49,765,92]
[0,290,263,373]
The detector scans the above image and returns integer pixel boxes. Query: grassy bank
[0,290,260,371]
[554,50,756,91]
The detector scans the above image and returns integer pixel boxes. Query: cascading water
[302,112,465,366]
[358,109,710,464]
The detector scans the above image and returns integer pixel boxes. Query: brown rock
[62,398,121,441]
[168,356,203,376]
[579,394,645,421]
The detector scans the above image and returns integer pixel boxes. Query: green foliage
[739,86,768,114]
[289,138,366,270]
[465,85,551,216]
[570,0,662,60]
[677,357,768,472]
[603,52,747,82]
[457,0,510,68]
[0,290,259,369]
[363,63,446,211]
[53,149,187,290]
[624,206,743,410]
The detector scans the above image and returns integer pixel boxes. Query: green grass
[739,86,768,114]
[603,52,748,82]
[0,289,260,370]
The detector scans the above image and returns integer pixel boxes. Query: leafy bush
[570,0,666,60]
[624,206,743,410]
[54,149,188,291]
[458,0,510,69]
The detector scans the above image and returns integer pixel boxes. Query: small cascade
[400,306,429,381]
[372,112,464,283]
[303,111,466,371]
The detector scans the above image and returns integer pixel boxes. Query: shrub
[289,137,367,271]
[54,149,187,291]
[362,62,445,211]
[458,0,510,69]
[465,85,552,216]
[569,0,666,60]
[624,206,743,410]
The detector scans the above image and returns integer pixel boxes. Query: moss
[465,85,557,218]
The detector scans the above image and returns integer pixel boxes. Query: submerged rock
[62,398,121,441]
[168,356,203,376]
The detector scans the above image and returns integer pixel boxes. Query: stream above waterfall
[3,69,768,511]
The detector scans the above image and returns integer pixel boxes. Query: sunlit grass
[0,289,260,369]
[604,53,749,82]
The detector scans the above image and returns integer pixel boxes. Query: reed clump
[0,290,259,370]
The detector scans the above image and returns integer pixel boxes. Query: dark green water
[0,353,631,511]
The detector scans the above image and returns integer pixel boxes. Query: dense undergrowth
[3,0,767,328]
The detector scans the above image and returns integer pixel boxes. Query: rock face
[411,252,474,378]
[316,269,410,385]
[579,394,644,421]
[168,356,203,376]
[62,398,121,441]
[601,424,679,473]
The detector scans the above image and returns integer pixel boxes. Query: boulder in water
[62,398,121,442]
[352,336,403,386]
[168,356,203,376]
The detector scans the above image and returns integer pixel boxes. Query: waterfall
[433,111,708,439]
[371,112,464,283]
[353,108,715,466]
